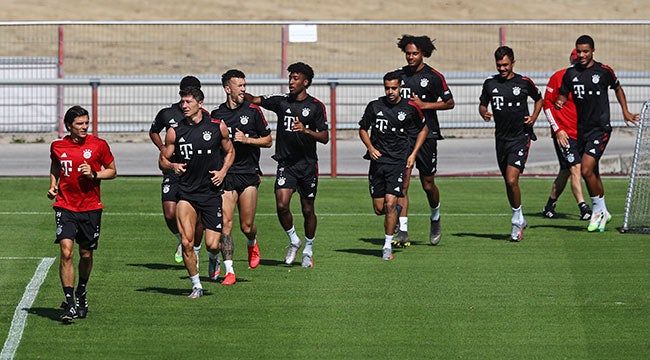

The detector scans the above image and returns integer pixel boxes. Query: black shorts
[223,173,261,193]
[368,161,405,199]
[54,207,102,251]
[579,128,610,161]
[178,192,223,232]
[275,162,319,199]
[161,172,180,202]
[495,137,531,174]
[412,137,438,176]
[553,136,581,169]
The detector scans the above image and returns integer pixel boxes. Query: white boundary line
[0,211,510,217]
[0,257,55,360]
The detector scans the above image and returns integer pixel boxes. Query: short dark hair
[63,105,89,131]
[179,87,204,103]
[397,35,436,57]
[221,69,246,88]
[179,75,201,90]
[287,62,314,87]
[576,34,595,49]
[494,46,515,62]
[383,71,401,83]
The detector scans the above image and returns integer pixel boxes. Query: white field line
[0,257,56,360]
[0,211,511,217]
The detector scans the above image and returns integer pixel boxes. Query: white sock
[303,237,314,256]
[591,196,602,215]
[512,206,523,224]
[224,260,234,274]
[431,204,440,221]
[190,274,202,289]
[285,227,301,245]
[384,234,393,249]
[399,217,408,232]
[601,195,608,214]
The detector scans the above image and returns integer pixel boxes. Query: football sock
[431,204,440,221]
[224,260,234,274]
[76,277,88,296]
[247,238,256,247]
[591,196,602,215]
[601,196,608,214]
[286,226,301,245]
[399,217,408,232]
[384,234,393,249]
[304,237,314,256]
[63,286,74,304]
[512,206,523,224]
[396,204,403,217]
[545,197,556,209]
[193,245,201,257]
[190,274,202,289]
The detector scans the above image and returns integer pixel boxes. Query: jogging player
[359,71,427,260]
[211,69,272,283]
[555,35,640,232]
[394,34,454,247]
[159,87,234,298]
[48,105,117,321]
[245,62,329,268]
[542,49,592,220]
[479,46,543,241]
[149,76,204,264]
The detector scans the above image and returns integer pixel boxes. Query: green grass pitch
[0,176,648,359]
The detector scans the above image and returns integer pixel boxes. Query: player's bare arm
[209,121,235,186]
[292,118,329,144]
[47,160,61,199]
[243,93,262,105]
[554,94,567,110]
[614,85,641,126]
[358,128,381,160]
[408,125,429,168]
[411,95,455,111]
[524,98,544,126]
[158,127,185,175]
[233,128,272,148]
[479,104,492,122]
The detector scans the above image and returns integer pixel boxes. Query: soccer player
[555,34,640,232]
[542,49,592,220]
[48,105,117,322]
[245,62,329,268]
[394,34,454,247]
[211,69,272,283]
[159,87,234,298]
[359,71,427,260]
[479,46,543,241]
[149,76,204,264]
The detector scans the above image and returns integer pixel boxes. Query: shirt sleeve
[358,102,374,130]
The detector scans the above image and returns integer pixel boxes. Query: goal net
[621,100,650,233]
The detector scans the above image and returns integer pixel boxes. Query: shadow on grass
[529,224,586,232]
[259,259,286,266]
[136,286,213,297]
[453,232,511,241]
[126,263,184,270]
[26,307,66,323]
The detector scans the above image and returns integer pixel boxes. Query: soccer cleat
[60,301,78,322]
[284,240,302,265]
[510,220,528,242]
[587,212,603,232]
[301,253,313,268]
[392,230,410,248]
[75,292,88,319]
[430,219,442,245]
[580,204,593,221]
[208,253,221,281]
[598,211,612,232]
[188,287,203,298]
[247,243,261,269]
[221,272,236,286]
[174,243,183,263]
[382,247,393,261]
[542,204,557,218]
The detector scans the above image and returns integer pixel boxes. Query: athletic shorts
[161,172,180,202]
[579,128,610,161]
[223,173,261,193]
[368,161,405,199]
[553,136,581,169]
[178,192,223,232]
[410,137,438,176]
[54,207,102,251]
[275,162,319,199]
[495,136,531,174]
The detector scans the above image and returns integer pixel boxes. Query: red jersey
[50,135,115,212]
[543,68,578,139]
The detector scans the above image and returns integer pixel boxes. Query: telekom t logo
[376,118,389,132]
[492,96,504,110]
[179,144,193,160]
[573,85,585,99]
[60,160,73,176]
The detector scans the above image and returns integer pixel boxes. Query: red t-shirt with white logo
[50,135,115,212]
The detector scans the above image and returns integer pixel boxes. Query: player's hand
[174,163,186,176]
[291,118,305,133]
[47,185,58,200]
[556,130,570,148]
[233,128,247,143]
[368,147,382,160]
[80,161,93,178]
[209,170,225,186]
[406,154,416,169]
[482,112,493,122]
[554,100,564,110]
[410,94,424,107]
[524,115,536,126]
[624,112,640,127]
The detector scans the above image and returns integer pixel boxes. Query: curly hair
[397,35,436,57]
[287,62,314,87]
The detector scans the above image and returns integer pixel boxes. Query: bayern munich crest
[592,74,600,84]
[397,111,406,121]
[302,108,310,117]
[203,131,212,141]
[420,78,429,88]
[83,149,92,159]
[240,115,249,125]
[513,86,521,96]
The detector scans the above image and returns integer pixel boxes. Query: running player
[394,34,454,247]
[542,49,592,220]
[479,46,543,241]
[245,62,329,268]
[159,87,234,298]
[48,105,117,321]
[211,69,272,283]
[359,71,427,260]
[555,35,640,232]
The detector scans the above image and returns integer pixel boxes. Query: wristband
[92,170,98,179]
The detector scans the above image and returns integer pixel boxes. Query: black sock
[545,197,556,209]
[63,286,74,304]
[76,277,88,297]
[578,202,589,210]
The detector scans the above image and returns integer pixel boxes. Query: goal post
[621,100,650,233]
